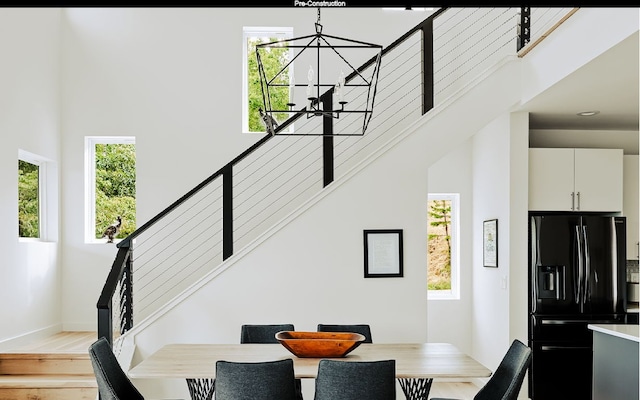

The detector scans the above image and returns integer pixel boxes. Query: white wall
[426,140,473,355]
[470,114,513,366]
[0,8,62,347]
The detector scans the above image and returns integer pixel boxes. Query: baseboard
[0,324,62,351]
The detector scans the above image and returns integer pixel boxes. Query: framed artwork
[483,219,498,267]
[363,229,403,278]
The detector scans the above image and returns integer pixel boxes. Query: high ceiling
[522,30,639,132]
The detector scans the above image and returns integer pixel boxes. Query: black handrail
[99,7,449,344]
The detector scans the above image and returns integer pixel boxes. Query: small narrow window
[85,137,136,243]
[18,152,43,239]
[427,193,460,299]
[243,26,293,133]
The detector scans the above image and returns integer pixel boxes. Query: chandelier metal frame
[256,8,383,136]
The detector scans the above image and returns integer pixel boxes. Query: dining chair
[430,339,532,400]
[88,336,182,400]
[313,359,396,400]
[240,324,303,399]
[240,323,294,343]
[215,358,299,400]
[316,324,373,343]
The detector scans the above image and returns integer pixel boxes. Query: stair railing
[97,7,577,345]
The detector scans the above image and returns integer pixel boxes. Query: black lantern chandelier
[256,8,382,136]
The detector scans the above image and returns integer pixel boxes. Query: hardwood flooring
[0,331,98,400]
[5,331,97,353]
[429,381,481,399]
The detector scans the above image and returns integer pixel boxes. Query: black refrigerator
[528,212,627,400]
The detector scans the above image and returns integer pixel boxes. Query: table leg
[185,378,215,400]
[398,378,434,400]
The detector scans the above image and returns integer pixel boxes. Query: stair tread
[0,374,97,388]
[0,352,89,358]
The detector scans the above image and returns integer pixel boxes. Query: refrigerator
[528,212,627,400]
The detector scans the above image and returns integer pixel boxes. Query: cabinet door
[624,155,639,259]
[574,148,623,212]
[529,148,575,211]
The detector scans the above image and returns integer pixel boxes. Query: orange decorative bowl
[275,331,366,358]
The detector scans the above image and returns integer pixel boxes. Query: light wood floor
[429,381,481,399]
[4,331,97,353]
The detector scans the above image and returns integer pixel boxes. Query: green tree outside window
[95,143,136,239]
[248,36,291,133]
[427,199,452,290]
[18,160,40,238]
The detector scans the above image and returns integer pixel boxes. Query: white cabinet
[624,155,639,260]
[529,148,623,212]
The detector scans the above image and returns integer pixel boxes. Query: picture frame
[483,219,498,267]
[363,229,403,278]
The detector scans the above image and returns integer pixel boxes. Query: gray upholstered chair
[431,339,532,400]
[240,323,294,344]
[316,324,373,343]
[88,336,182,400]
[215,358,299,400]
[240,324,302,399]
[313,359,396,400]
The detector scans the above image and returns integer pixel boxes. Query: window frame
[242,26,294,134]
[18,149,48,241]
[84,136,136,244]
[427,193,460,300]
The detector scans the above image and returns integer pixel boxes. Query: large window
[427,193,459,299]
[243,26,293,134]
[85,137,136,243]
[18,150,46,239]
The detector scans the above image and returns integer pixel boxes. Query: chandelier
[256,8,382,136]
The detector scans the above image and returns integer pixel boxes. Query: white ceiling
[522,30,639,132]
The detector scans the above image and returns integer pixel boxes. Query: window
[427,193,459,299]
[243,26,293,134]
[18,150,46,239]
[85,137,136,243]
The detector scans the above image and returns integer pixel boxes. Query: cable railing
[97,7,578,345]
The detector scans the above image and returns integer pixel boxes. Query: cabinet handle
[576,191,580,211]
[571,192,575,211]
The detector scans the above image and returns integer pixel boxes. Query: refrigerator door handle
[575,225,583,305]
[582,225,590,305]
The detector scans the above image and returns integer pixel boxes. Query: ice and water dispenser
[536,265,565,300]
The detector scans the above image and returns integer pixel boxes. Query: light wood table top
[128,342,491,380]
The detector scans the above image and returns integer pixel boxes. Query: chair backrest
[88,337,144,400]
[215,358,299,400]
[314,359,396,400]
[316,324,373,343]
[474,339,533,400]
[240,324,294,344]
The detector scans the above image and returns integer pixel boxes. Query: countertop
[588,324,640,342]
[628,302,639,313]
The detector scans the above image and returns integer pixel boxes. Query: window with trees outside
[243,26,293,134]
[18,150,46,239]
[85,137,136,243]
[427,193,459,299]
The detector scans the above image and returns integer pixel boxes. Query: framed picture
[363,229,403,278]
[483,219,498,267]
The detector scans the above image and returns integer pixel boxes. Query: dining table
[128,342,492,400]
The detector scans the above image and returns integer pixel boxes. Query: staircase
[0,331,98,400]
